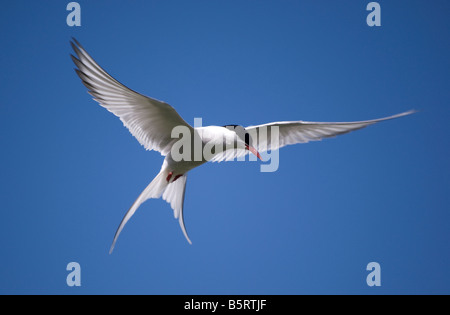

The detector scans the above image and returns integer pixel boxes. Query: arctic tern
[70,38,415,253]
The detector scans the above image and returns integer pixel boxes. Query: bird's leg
[166,172,183,183]
[173,174,183,182]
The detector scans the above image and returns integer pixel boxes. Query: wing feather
[246,110,416,153]
[71,38,192,155]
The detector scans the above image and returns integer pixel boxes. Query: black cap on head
[223,125,251,146]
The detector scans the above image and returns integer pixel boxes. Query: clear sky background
[0,1,449,294]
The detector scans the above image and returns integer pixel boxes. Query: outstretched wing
[245,110,416,153]
[70,38,192,155]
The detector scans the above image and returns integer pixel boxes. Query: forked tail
[109,170,169,254]
[109,168,190,254]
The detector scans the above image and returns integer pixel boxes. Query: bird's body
[164,125,245,175]
[70,38,415,253]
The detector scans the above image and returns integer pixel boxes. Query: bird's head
[223,125,262,160]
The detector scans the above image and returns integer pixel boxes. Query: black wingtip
[70,37,86,55]
[71,36,80,47]
[69,53,79,63]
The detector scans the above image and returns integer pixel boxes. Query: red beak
[245,145,262,161]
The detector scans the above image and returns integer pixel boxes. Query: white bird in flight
[70,38,415,253]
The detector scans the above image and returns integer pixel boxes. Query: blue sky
[0,1,449,294]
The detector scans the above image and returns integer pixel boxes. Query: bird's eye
[245,133,251,146]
